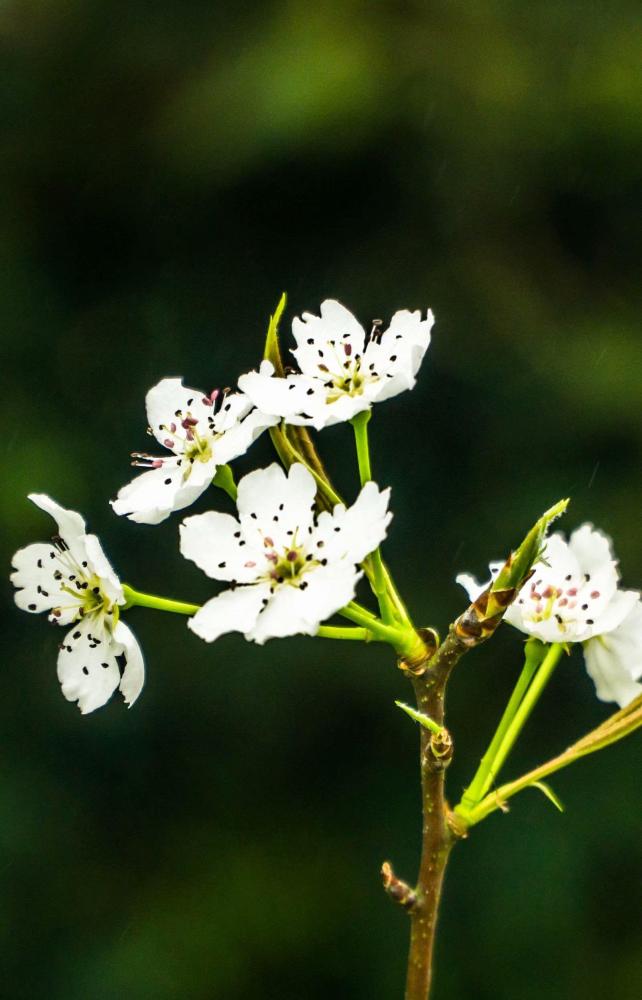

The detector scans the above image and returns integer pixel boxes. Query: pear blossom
[457,524,642,707]
[11,495,144,714]
[180,462,391,645]
[111,378,278,524]
[238,299,434,430]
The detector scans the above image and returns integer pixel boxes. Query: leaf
[455,498,569,645]
[530,780,564,812]
[263,292,287,375]
[394,700,443,735]
[490,498,569,604]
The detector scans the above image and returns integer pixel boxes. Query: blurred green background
[1,1,641,997]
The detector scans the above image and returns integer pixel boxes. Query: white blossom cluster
[12,300,426,711]
[11,298,642,714]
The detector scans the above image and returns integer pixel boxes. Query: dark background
[1,2,641,997]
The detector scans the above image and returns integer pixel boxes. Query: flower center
[49,536,118,624]
[516,573,601,633]
[259,536,315,590]
[184,436,213,464]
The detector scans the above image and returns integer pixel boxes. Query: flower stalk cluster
[10,294,642,999]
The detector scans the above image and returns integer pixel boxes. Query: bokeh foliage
[1,2,640,997]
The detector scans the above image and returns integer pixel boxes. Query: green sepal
[262,294,341,512]
[264,292,287,375]
[211,463,238,502]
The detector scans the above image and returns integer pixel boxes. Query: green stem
[346,600,377,620]
[463,688,642,828]
[352,409,373,482]
[316,625,372,642]
[456,642,565,823]
[338,602,399,642]
[212,463,238,502]
[122,584,200,616]
[351,411,397,625]
[339,604,428,664]
[458,638,547,811]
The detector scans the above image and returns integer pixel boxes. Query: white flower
[457,524,642,706]
[180,462,391,645]
[111,378,278,524]
[238,299,434,430]
[11,495,144,714]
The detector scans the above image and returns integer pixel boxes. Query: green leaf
[454,499,569,645]
[530,780,564,812]
[490,498,569,602]
[394,700,443,735]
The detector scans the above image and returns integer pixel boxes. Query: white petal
[84,534,124,605]
[455,572,488,602]
[307,392,371,429]
[180,511,264,584]
[540,534,581,579]
[291,300,366,377]
[145,377,218,452]
[213,405,280,464]
[57,617,121,714]
[568,524,616,574]
[363,308,434,403]
[112,620,145,707]
[237,463,317,548]
[188,584,271,643]
[11,542,80,620]
[111,456,214,525]
[312,481,392,565]
[211,391,253,431]
[583,601,642,706]
[588,588,640,636]
[28,493,87,545]
[238,367,327,425]
[247,563,361,644]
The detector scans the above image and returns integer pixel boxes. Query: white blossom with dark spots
[180,463,391,645]
[111,378,278,525]
[457,525,642,707]
[11,494,144,714]
[238,300,434,430]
